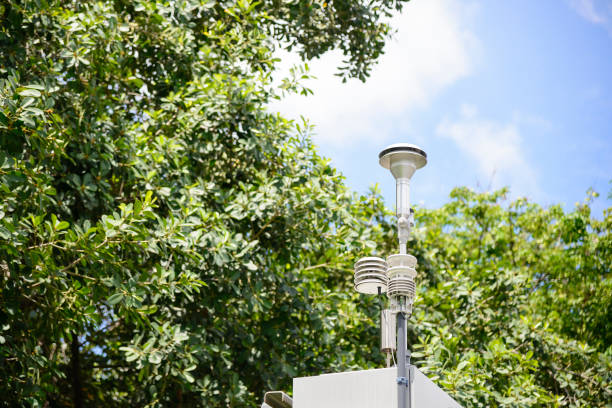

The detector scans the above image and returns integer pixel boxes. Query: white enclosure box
[293,367,461,408]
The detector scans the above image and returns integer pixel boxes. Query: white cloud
[569,0,612,34]
[436,105,541,198]
[270,0,478,145]
[571,0,606,23]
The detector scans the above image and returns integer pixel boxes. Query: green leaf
[17,88,41,97]
[107,293,123,305]
[148,352,162,364]
[456,361,469,371]
[183,371,194,383]
[126,353,139,362]
[25,107,44,116]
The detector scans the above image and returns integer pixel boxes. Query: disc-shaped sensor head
[379,143,427,180]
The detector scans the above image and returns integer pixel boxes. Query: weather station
[262,144,461,408]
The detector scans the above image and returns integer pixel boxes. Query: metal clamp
[396,364,416,387]
[396,376,410,386]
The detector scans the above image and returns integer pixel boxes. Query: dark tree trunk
[70,335,84,408]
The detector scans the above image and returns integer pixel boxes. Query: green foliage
[0,1,610,408]
[403,188,612,407]
[0,0,401,406]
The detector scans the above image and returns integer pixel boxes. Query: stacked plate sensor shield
[354,257,388,295]
[386,253,417,314]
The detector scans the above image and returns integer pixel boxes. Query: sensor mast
[352,143,427,408]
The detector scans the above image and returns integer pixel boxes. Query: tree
[401,188,612,407]
[0,0,406,406]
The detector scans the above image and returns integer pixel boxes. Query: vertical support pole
[397,312,407,408]
[407,350,413,408]
[396,178,411,255]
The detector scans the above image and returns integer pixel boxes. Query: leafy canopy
[407,188,611,407]
[0,0,405,406]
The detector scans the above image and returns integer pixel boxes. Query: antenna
[352,142,427,408]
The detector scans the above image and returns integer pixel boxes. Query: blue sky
[272,0,612,216]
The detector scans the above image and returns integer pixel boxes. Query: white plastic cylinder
[381,309,396,353]
[396,178,411,220]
